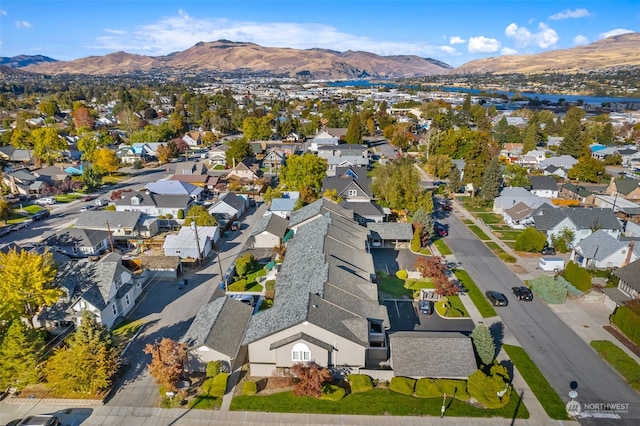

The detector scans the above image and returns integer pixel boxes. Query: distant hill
[0,54,57,68]
[454,32,640,74]
[21,40,452,78]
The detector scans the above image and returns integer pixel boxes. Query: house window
[175,250,181,254]
[348,189,357,197]
[291,343,311,362]
[125,294,130,306]
[112,304,117,316]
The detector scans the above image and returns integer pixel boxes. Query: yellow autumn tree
[0,248,60,324]
[93,147,120,175]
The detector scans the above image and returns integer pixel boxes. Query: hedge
[320,383,345,401]
[414,378,440,398]
[611,306,640,347]
[563,261,592,292]
[209,372,229,397]
[206,361,222,378]
[242,380,257,396]
[347,374,374,394]
[390,376,416,396]
[228,279,248,292]
[438,379,469,401]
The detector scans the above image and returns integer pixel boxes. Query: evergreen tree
[447,166,463,194]
[559,107,587,157]
[345,113,363,144]
[522,123,539,154]
[0,320,45,390]
[481,157,503,201]
[471,325,496,366]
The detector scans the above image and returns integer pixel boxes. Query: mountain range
[2,33,639,79]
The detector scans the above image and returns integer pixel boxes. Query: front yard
[452,269,497,318]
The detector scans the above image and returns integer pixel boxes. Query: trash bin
[183,278,188,286]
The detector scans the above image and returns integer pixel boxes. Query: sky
[0,0,638,68]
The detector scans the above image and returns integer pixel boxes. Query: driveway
[372,248,419,275]
[384,300,474,333]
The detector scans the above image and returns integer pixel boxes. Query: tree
[183,205,217,227]
[447,166,463,194]
[82,165,103,192]
[567,156,605,183]
[522,123,539,154]
[470,325,496,366]
[371,157,433,213]
[514,227,547,252]
[71,106,95,130]
[551,227,575,253]
[412,208,435,244]
[345,113,363,144]
[463,133,493,193]
[559,106,587,157]
[425,154,453,179]
[481,157,503,201]
[32,127,66,165]
[93,147,120,175]
[157,144,171,164]
[45,311,119,395]
[0,320,45,390]
[414,256,447,280]
[225,139,253,166]
[262,186,283,205]
[235,253,256,277]
[280,153,327,193]
[0,248,60,324]
[291,362,333,398]
[503,164,530,187]
[0,198,11,224]
[144,338,188,392]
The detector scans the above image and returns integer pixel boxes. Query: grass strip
[433,239,452,255]
[590,340,640,391]
[467,225,491,241]
[452,269,497,318]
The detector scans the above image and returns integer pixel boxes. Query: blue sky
[0,0,638,67]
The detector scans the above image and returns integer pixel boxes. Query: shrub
[347,374,374,394]
[467,366,510,409]
[396,270,408,280]
[235,253,256,277]
[265,279,276,299]
[319,383,345,401]
[228,279,248,292]
[176,209,184,219]
[411,227,421,252]
[514,227,547,252]
[611,305,640,347]
[242,380,257,396]
[563,261,592,292]
[415,378,440,398]
[202,377,216,395]
[390,376,416,395]
[206,361,222,378]
[208,372,229,397]
[438,379,469,401]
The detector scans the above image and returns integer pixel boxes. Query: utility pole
[216,250,225,291]
[106,220,115,253]
[190,222,203,263]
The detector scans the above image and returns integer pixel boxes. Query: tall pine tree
[345,113,363,144]
[481,157,503,201]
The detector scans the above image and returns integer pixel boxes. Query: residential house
[542,164,568,179]
[146,179,205,201]
[322,166,384,224]
[547,136,564,148]
[532,205,623,246]
[288,197,355,232]
[2,169,52,196]
[207,144,230,167]
[163,225,220,259]
[74,211,159,241]
[267,197,298,219]
[317,145,369,175]
[175,162,208,176]
[43,228,110,258]
[0,146,32,165]
[170,173,218,191]
[116,142,164,164]
[603,259,640,310]
[33,165,71,186]
[261,148,286,171]
[570,230,639,270]
[559,183,597,205]
[208,192,248,227]
[309,130,339,151]
[367,222,413,249]
[529,176,559,199]
[493,187,552,215]
[225,158,262,182]
[182,296,253,372]
[113,191,194,219]
[516,149,547,168]
[503,202,537,229]
[37,253,145,330]
[250,213,289,249]
[606,177,640,202]
[183,131,203,147]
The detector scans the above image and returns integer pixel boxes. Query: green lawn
[447,295,469,317]
[54,193,83,203]
[452,269,497,318]
[503,344,570,420]
[484,242,517,263]
[462,219,474,225]
[433,239,452,255]
[405,279,435,291]
[492,230,522,241]
[590,340,640,391]
[230,387,528,419]
[246,267,267,283]
[467,225,491,240]
[245,283,264,292]
[377,271,412,298]
[476,213,502,224]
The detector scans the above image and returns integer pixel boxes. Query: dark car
[485,290,508,306]
[32,210,50,221]
[16,415,61,426]
[434,223,448,237]
[419,300,434,315]
[81,195,95,202]
[512,286,534,301]
[541,246,556,255]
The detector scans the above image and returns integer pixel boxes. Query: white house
[309,130,339,151]
[532,205,623,246]
[208,192,248,227]
[113,191,194,219]
[163,225,220,259]
[529,176,559,199]
[570,230,639,269]
[251,213,289,249]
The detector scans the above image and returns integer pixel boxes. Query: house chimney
[623,241,635,267]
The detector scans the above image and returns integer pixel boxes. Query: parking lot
[384,299,474,333]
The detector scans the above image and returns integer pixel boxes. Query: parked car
[434,223,448,237]
[34,197,56,205]
[512,286,534,301]
[80,204,96,212]
[32,210,50,221]
[95,198,109,207]
[419,300,434,315]
[16,415,61,426]
[0,226,13,237]
[541,246,556,255]
[485,290,508,306]
[81,195,95,202]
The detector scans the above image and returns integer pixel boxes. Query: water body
[327,80,640,106]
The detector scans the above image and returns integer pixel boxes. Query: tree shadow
[489,321,504,359]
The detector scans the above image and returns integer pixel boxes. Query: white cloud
[501,47,518,55]
[449,36,466,45]
[104,29,126,35]
[15,20,32,29]
[89,10,444,58]
[467,36,501,53]
[0,9,7,16]
[505,22,558,49]
[438,45,460,55]
[599,28,634,39]
[549,8,591,20]
[573,35,589,45]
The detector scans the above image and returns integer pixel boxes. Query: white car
[80,204,96,212]
[34,197,56,205]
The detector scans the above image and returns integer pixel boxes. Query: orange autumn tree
[144,338,188,392]
[291,362,332,398]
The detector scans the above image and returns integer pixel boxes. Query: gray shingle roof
[250,213,289,238]
[529,175,559,191]
[574,230,634,261]
[339,200,384,218]
[112,192,192,208]
[218,191,246,211]
[288,198,353,227]
[45,228,109,248]
[566,207,622,230]
[270,332,334,351]
[613,259,640,292]
[181,297,253,358]
[367,222,413,240]
[389,331,477,379]
[323,176,373,198]
[614,178,640,196]
[74,211,142,229]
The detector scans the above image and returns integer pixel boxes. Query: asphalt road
[442,212,640,424]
